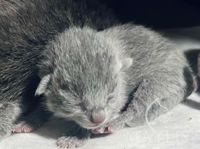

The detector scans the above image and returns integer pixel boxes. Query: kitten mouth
[77,117,108,130]
[91,126,113,134]
[80,122,105,130]
[91,127,105,134]
[83,125,102,130]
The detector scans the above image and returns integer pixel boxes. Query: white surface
[0,93,200,149]
[1,27,200,149]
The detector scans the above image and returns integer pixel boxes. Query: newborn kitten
[0,0,194,148]
[35,24,194,148]
[0,0,116,142]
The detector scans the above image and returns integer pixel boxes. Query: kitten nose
[91,108,105,124]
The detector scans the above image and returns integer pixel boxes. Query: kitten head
[36,27,132,129]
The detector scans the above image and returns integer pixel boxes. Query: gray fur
[0,0,194,148]
[0,102,21,139]
[37,27,132,129]
[97,24,194,129]
[37,24,194,147]
[0,0,116,141]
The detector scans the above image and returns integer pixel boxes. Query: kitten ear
[35,74,51,96]
[121,58,133,70]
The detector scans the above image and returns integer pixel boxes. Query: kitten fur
[38,24,194,127]
[0,0,194,148]
[0,0,116,140]
[36,24,194,147]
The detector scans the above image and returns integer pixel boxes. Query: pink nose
[91,108,105,124]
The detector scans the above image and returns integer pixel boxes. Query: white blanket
[0,93,200,149]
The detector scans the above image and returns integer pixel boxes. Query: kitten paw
[12,122,34,133]
[56,136,86,148]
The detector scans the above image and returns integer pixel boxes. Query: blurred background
[100,0,200,29]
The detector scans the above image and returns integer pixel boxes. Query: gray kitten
[0,0,194,148]
[0,0,116,140]
[35,24,194,148]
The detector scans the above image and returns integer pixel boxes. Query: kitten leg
[98,73,191,133]
[0,102,21,139]
[12,103,52,133]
